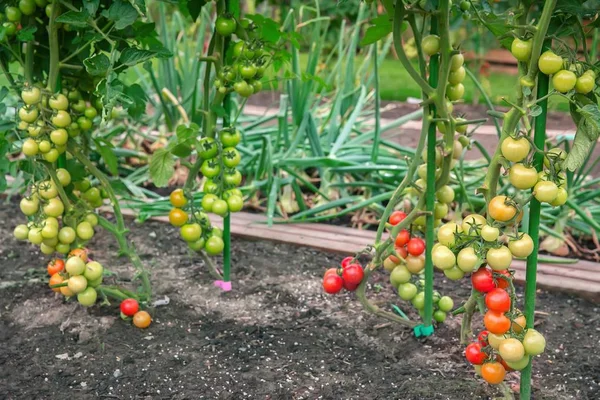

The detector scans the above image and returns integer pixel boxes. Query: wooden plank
[512,269,600,302]
[510,261,600,283]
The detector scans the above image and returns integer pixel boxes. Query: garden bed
[0,202,598,399]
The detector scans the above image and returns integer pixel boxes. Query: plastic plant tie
[213,280,232,291]
[391,304,410,320]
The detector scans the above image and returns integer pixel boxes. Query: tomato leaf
[170,143,193,158]
[83,0,100,16]
[102,0,139,30]
[473,12,513,49]
[565,104,600,171]
[360,14,393,46]
[56,10,90,27]
[17,26,37,42]
[83,53,110,76]
[119,47,159,66]
[93,138,119,176]
[529,105,542,117]
[149,149,175,187]
[123,84,147,119]
[176,123,199,141]
[65,159,88,182]
[246,14,282,43]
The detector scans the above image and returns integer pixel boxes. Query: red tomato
[478,330,489,346]
[343,280,359,291]
[465,342,487,365]
[47,259,65,276]
[324,268,339,278]
[497,355,514,372]
[407,237,425,256]
[120,298,139,317]
[484,311,511,334]
[342,264,364,285]
[485,288,511,312]
[494,270,512,289]
[323,274,343,294]
[389,211,407,226]
[471,267,497,293]
[395,229,411,247]
[341,256,354,268]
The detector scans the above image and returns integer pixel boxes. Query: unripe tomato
[498,338,525,362]
[549,187,568,206]
[58,226,76,244]
[405,255,425,274]
[323,274,343,294]
[212,199,229,217]
[444,266,465,280]
[56,168,71,186]
[43,149,60,163]
[509,163,538,190]
[67,275,88,294]
[188,238,205,251]
[76,221,94,240]
[534,180,558,203]
[397,282,418,300]
[205,235,225,255]
[552,70,577,93]
[511,38,532,62]
[437,222,460,247]
[201,160,220,178]
[488,195,518,222]
[52,110,72,128]
[215,15,236,36]
[436,185,455,203]
[234,80,253,97]
[83,261,103,281]
[390,265,411,287]
[22,138,39,156]
[49,94,69,110]
[44,198,64,217]
[484,310,511,334]
[508,233,534,258]
[538,51,564,75]
[120,298,139,317]
[481,225,500,242]
[543,147,567,170]
[411,292,425,309]
[41,223,58,239]
[522,329,546,355]
[219,129,241,147]
[446,83,465,101]
[486,246,512,271]
[169,208,188,227]
[575,73,595,94]
[14,224,29,240]
[19,107,39,123]
[5,6,22,22]
[448,66,466,85]
[457,247,480,273]
[133,311,152,328]
[223,147,241,168]
[505,355,530,371]
[481,362,506,385]
[501,136,530,162]
[383,255,400,272]
[450,53,464,71]
[38,140,51,153]
[201,193,218,212]
[77,116,92,131]
[461,214,486,234]
[422,34,440,56]
[66,256,86,276]
[433,310,447,322]
[432,245,456,270]
[22,86,41,104]
[180,223,202,242]
[77,287,97,306]
[84,107,98,119]
[438,296,453,312]
[226,195,243,212]
[50,128,68,145]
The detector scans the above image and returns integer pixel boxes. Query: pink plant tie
[213,280,232,291]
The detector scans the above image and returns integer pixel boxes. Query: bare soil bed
[0,202,598,400]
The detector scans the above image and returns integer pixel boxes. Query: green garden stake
[520,41,550,400]
[422,14,440,334]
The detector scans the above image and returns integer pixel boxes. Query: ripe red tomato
[120,298,139,317]
[47,259,65,275]
[478,330,489,346]
[341,256,354,268]
[485,288,511,312]
[324,268,339,278]
[471,267,496,293]
[323,274,343,294]
[484,311,511,334]
[395,229,410,247]
[493,270,511,289]
[342,264,364,285]
[389,211,407,226]
[343,280,359,291]
[465,342,487,365]
[395,246,408,259]
[406,237,425,256]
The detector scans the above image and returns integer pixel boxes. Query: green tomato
[50,128,69,146]
[226,195,244,212]
[38,140,52,153]
[422,34,440,56]
[522,329,546,356]
[390,265,411,287]
[83,261,103,281]
[180,223,202,242]
[201,193,218,211]
[397,282,418,301]
[215,15,236,36]
[446,83,465,101]
[450,53,464,72]
[443,266,465,280]
[55,243,70,254]
[52,110,72,128]
[200,160,221,178]
[239,63,257,80]
[432,245,456,270]
[43,149,60,163]
[49,94,69,111]
[552,70,577,93]
[433,310,447,323]
[224,169,242,186]
[575,73,595,94]
[22,138,39,157]
[28,227,43,244]
[505,356,531,371]
[70,99,86,113]
[538,51,564,75]
[188,238,205,251]
[456,247,480,273]
[19,107,39,123]
[76,221,94,240]
[205,235,225,255]
[412,292,425,310]
[481,225,500,242]
[212,199,229,217]
[41,223,58,239]
[21,87,41,105]
[84,187,101,203]
[85,213,99,226]
[5,6,22,22]
[39,180,58,199]
[549,187,568,206]
[234,80,254,98]
[508,233,534,258]
[68,275,88,294]
[66,256,86,276]
[20,196,39,216]
[14,224,29,240]
[509,163,538,190]
[222,147,241,168]
[219,129,241,147]
[84,107,98,119]
[437,296,454,312]
[43,198,64,217]
[511,38,532,62]
[198,137,218,159]
[485,246,513,271]
[77,116,92,131]
[58,226,76,244]
[77,287,97,306]
[534,180,558,203]
[448,66,466,85]
[56,168,71,186]
[87,276,103,288]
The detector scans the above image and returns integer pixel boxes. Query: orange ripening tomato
[49,273,64,293]
[484,311,511,334]
[481,362,506,384]
[69,248,89,262]
[47,259,65,275]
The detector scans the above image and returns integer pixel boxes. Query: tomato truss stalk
[520,40,550,400]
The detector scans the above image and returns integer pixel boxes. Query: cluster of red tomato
[120,298,152,329]
[465,281,546,384]
[322,257,365,294]
[213,15,267,98]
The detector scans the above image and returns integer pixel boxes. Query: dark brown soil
[0,202,598,400]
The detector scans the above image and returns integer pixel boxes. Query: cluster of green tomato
[168,188,226,256]
[48,251,104,307]
[213,14,267,98]
[18,85,100,162]
[13,171,101,257]
[421,35,468,102]
[0,0,48,38]
[511,40,597,94]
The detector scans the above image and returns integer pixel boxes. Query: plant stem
[520,41,550,400]
[460,289,480,344]
[47,1,61,92]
